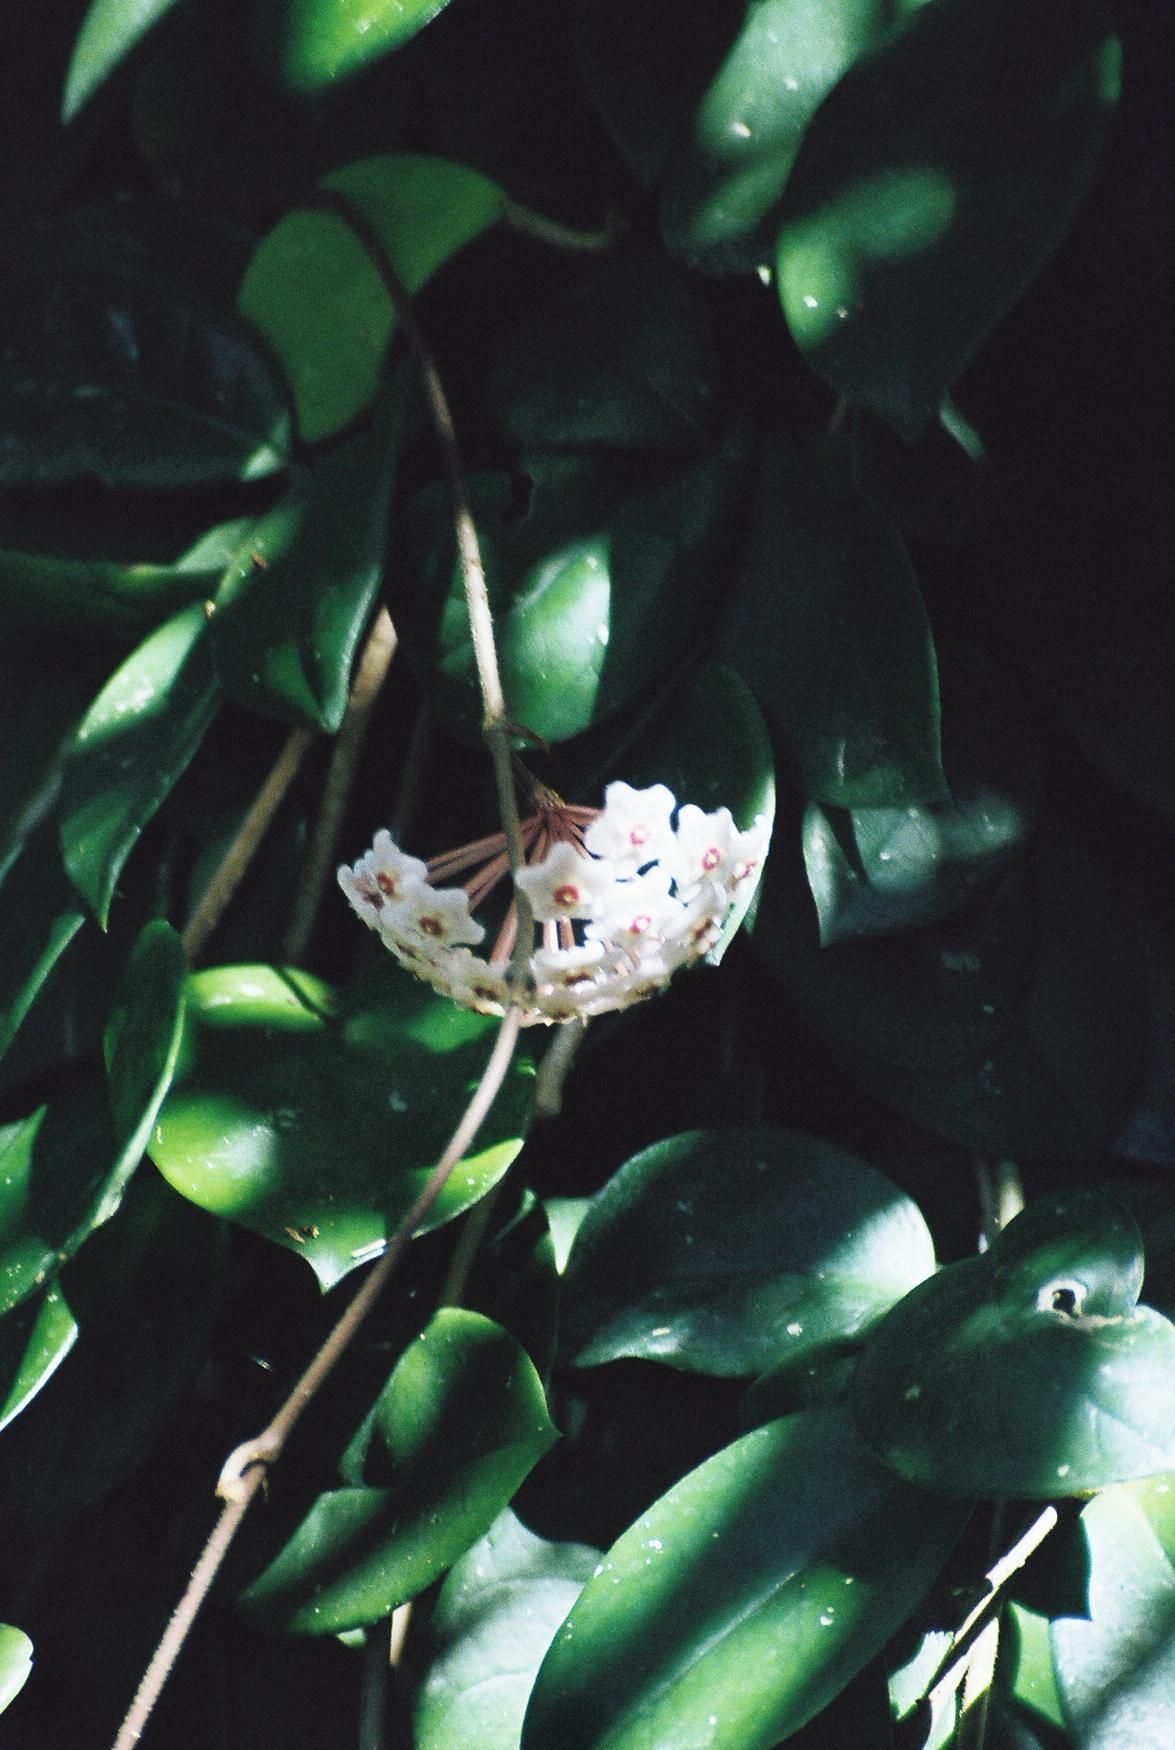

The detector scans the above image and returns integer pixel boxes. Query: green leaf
[1051,1485,1175,1748]
[757,808,1142,1160]
[0,846,85,1071]
[0,1074,159,1318]
[1006,1603,1066,1735]
[721,441,944,808]
[103,919,187,1167]
[464,1193,560,1381]
[562,1128,935,1376]
[0,248,290,486]
[0,547,220,638]
[150,963,533,1289]
[660,0,898,272]
[0,1169,224,1529]
[775,0,1121,437]
[486,246,721,453]
[415,1509,599,1750]
[0,1626,33,1716]
[210,386,400,730]
[803,789,1031,946]
[0,926,184,1313]
[522,1406,969,1750]
[58,603,220,925]
[62,0,182,120]
[239,155,504,442]
[240,1310,558,1633]
[0,1287,77,1436]
[852,1192,1175,1497]
[419,449,742,745]
[252,0,456,95]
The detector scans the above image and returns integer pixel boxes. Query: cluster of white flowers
[339,782,770,1026]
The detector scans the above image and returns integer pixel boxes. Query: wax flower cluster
[339,781,770,1026]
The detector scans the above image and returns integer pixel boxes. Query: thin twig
[282,608,397,962]
[502,200,628,254]
[110,1007,522,1750]
[182,726,316,964]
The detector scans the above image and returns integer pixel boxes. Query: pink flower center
[553,883,581,907]
[420,915,445,938]
[701,846,722,871]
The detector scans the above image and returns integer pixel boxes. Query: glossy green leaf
[103,920,187,1167]
[0,1168,224,1530]
[661,0,897,272]
[757,808,1142,1160]
[0,1287,77,1436]
[0,849,85,1070]
[523,1406,968,1749]
[0,1626,33,1716]
[240,1310,558,1633]
[775,0,1120,437]
[252,0,455,95]
[58,603,220,925]
[1052,1484,1175,1748]
[803,789,1030,946]
[464,1192,560,1381]
[62,0,182,120]
[422,448,741,745]
[0,549,217,637]
[563,1128,935,1376]
[1007,1603,1066,1735]
[239,156,504,442]
[0,257,290,486]
[415,1509,599,1750]
[487,246,721,453]
[151,963,533,1289]
[721,442,943,808]
[852,1192,1175,1497]
[0,926,184,1311]
[210,387,400,730]
[0,1071,164,1318]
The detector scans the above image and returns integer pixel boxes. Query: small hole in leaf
[1037,1279,1085,1317]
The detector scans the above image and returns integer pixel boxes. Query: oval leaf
[150,963,533,1288]
[803,788,1031,946]
[0,1626,33,1717]
[62,0,182,119]
[240,1311,558,1633]
[1052,1482,1175,1750]
[523,1405,968,1750]
[563,1128,935,1376]
[775,0,1121,437]
[239,155,504,442]
[660,0,896,272]
[0,265,290,486]
[415,1509,598,1750]
[210,385,400,729]
[103,919,187,1170]
[852,1192,1175,1496]
[0,1287,77,1436]
[252,0,456,95]
[720,441,944,808]
[416,449,742,746]
[58,603,220,925]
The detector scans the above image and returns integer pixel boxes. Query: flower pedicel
[339,781,770,1025]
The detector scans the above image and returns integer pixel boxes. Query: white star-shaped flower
[584,781,676,873]
[514,840,616,922]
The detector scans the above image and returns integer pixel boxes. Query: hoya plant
[1,1,1171,1747]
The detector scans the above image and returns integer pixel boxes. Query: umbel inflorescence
[339,781,770,1025]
